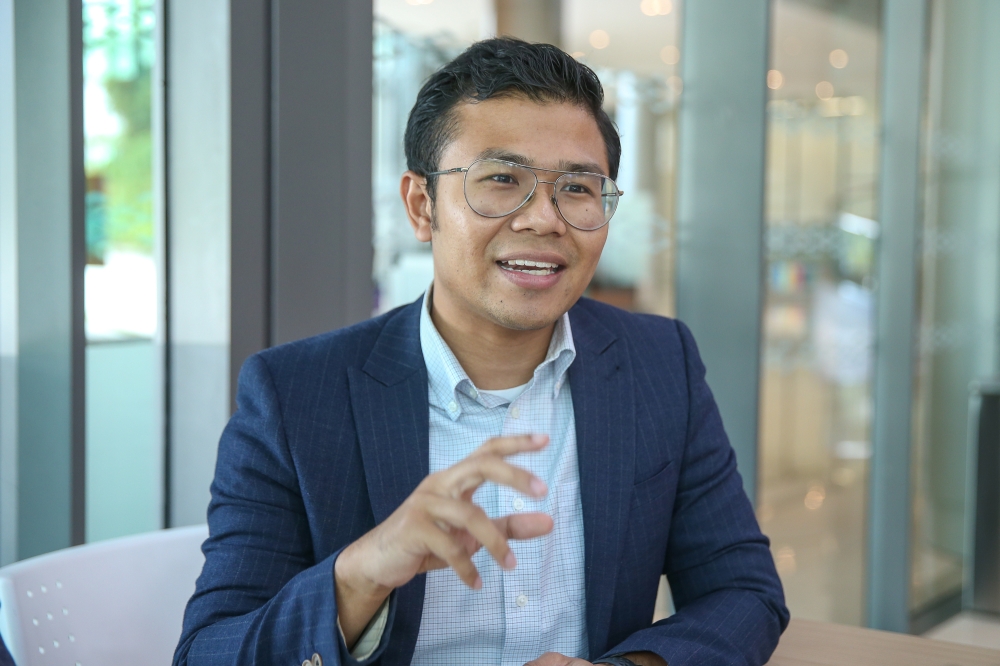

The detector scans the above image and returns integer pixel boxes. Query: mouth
[496,259,564,276]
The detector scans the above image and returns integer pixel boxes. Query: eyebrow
[476,148,607,176]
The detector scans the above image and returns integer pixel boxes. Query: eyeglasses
[426,158,624,231]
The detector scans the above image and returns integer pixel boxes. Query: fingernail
[504,552,517,569]
[473,575,482,590]
[531,434,548,445]
[530,478,547,496]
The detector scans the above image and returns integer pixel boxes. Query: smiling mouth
[497,259,564,275]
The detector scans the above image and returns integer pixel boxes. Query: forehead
[441,96,610,175]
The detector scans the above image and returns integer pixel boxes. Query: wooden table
[766,619,1000,665]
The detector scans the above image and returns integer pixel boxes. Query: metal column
[867,0,929,633]
[675,0,770,501]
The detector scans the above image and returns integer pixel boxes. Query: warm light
[829,48,849,69]
[667,75,683,95]
[832,467,856,487]
[589,29,610,49]
[840,95,866,116]
[774,546,796,574]
[804,485,826,511]
[660,45,680,65]
[640,0,672,16]
[766,69,783,90]
[815,80,834,100]
[571,51,585,59]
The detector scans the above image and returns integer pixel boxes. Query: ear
[400,171,434,243]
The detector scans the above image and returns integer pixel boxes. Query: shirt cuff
[338,597,390,661]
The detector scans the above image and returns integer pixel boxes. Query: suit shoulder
[251,304,411,380]
[574,297,683,348]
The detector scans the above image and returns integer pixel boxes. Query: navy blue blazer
[174,297,788,666]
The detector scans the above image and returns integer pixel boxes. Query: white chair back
[0,524,207,666]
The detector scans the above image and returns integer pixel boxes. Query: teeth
[505,259,559,269]
[499,260,559,276]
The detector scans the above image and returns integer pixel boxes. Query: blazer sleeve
[601,320,789,666]
[172,354,395,666]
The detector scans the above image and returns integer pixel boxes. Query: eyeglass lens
[464,159,619,230]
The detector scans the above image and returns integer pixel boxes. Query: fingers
[419,519,483,589]
[425,496,517,571]
[495,512,554,540]
[475,433,549,458]
[437,454,548,500]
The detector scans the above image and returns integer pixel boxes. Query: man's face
[414,96,610,331]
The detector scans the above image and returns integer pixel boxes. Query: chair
[0,524,207,665]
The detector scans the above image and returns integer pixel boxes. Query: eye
[488,173,518,186]
[561,182,594,196]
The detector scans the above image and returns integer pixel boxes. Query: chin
[486,300,570,332]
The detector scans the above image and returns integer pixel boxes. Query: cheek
[578,231,608,270]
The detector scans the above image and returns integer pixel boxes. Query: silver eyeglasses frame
[425,158,625,231]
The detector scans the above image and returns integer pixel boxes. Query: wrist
[335,540,393,602]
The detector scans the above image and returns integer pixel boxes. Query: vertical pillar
[675,0,770,501]
[167,0,232,527]
[0,0,18,565]
[11,0,86,557]
[229,0,270,411]
[269,0,373,346]
[866,0,929,633]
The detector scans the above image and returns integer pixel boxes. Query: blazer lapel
[568,302,637,659]
[348,298,429,664]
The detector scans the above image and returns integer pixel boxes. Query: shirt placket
[499,379,551,666]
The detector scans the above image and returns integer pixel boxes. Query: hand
[335,434,555,646]
[523,653,594,666]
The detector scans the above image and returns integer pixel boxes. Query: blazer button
[312,653,323,666]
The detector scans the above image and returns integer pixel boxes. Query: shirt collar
[419,284,576,420]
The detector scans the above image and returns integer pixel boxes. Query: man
[174,38,787,666]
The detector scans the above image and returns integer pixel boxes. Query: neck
[429,286,555,391]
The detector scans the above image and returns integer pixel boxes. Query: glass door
[910,0,1000,623]
[757,0,882,625]
[82,0,164,541]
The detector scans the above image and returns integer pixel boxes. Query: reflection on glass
[757,0,881,625]
[910,0,1000,618]
[83,0,162,541]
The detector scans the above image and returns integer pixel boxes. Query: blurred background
[2,0,999,644]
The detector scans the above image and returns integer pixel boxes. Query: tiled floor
[924,612,1000,651]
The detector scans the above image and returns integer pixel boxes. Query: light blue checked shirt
[411,288,589,665]
[347,289,589,665]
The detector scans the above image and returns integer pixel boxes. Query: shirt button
[513,498,525,511]
[448,401,458,413]
[468,387,477,398]
[516,594,528,607]
[510,405,520,419]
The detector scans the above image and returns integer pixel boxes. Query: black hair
[404,37,621,200]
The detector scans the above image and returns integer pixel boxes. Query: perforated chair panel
[0,525,207,666]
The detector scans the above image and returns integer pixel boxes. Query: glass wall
[82,0,163,542]
[756,0,881,625]
[910,0,1000,617]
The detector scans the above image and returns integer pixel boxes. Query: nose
[509,180,567,236]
